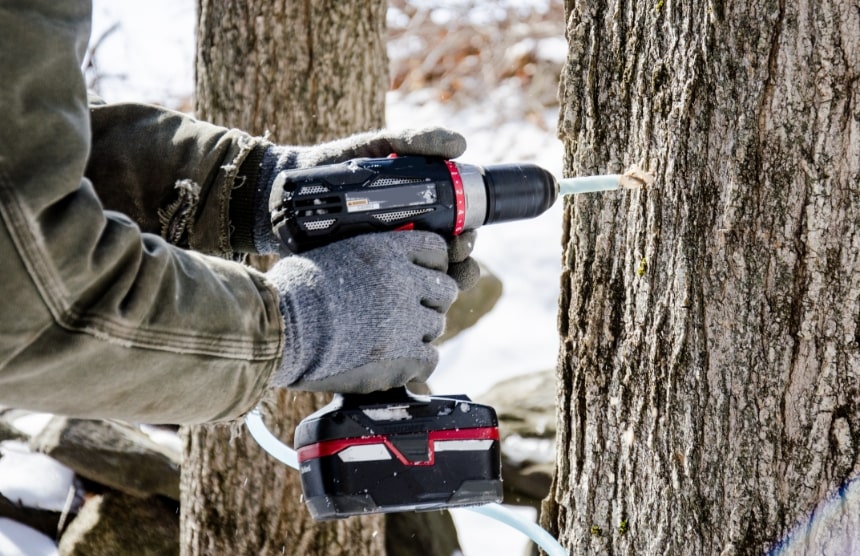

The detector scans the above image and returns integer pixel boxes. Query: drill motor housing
[270,155,558,254]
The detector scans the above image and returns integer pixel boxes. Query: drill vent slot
[303,218,337,231]
[298,185,331,195]
[370,178,427,188]
[373,208,434,224]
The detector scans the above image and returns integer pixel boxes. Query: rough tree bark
[543,1,859,554]
[180,1,388,555]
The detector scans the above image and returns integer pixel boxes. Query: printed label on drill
[345,183,437,213]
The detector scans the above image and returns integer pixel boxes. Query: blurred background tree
[180,1,388,554]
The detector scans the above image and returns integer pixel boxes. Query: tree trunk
[543,1,859,554]
[180,2,388,555]
[193,0,387,141]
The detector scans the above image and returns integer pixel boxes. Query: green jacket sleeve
[0,0,284,424]
[86,98,268,257]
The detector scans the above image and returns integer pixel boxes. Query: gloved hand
[265,231,458,393]
[239,126,480,290]
[269,127,468,169]
[446,229,480,291]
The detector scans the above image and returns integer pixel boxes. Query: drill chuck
[270,156,558,253]
[480,163,558,225]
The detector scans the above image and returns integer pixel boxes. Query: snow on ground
[7,412,54,437]
[0,518,58,556]
[0,442,74,513]
[0,2,566,554]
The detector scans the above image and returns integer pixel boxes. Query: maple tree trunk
[180,1,388,554]
[543,0,860,554]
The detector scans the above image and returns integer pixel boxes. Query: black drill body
[271,156,558,519]
[270,155,558,254]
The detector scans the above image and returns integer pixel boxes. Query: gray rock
[58,491,178,556]
[385,511,461,556]
[30,417,180,500]
[438,263,503,344]
[0,418,23,442]
[477,370,557,509]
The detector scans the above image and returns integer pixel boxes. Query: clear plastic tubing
[459,504,568,556]
[245,408,298,469]
[558,174,623,195]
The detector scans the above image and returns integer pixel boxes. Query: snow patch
[138,425,182,455]
[501,434,555,465]
[0,441,75,512]
[508,36,567,65]
[9,413,54,437]
[362,406,412,421]
[0,519,58,556]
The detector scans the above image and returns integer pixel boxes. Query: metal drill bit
[558,165,654,195]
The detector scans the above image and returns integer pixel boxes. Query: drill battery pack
[294,388,503,520]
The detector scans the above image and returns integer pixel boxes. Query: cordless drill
[269,155,558,253]
[272,155,558,520]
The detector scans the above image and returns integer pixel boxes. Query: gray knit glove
[447,229,480,291]
[267,127,467,170]
[265,231,458,393]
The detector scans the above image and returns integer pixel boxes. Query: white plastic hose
[245,408,298,469]
[461,504,567,556]
[558,174,624,194]
[558,167,654,196]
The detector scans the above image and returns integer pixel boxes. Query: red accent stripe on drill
[297,426,499,467]
[445,160,467,236]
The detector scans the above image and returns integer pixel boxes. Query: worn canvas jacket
[0,0,284,423]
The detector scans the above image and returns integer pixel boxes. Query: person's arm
[0,0,282,424]
[86,97,269,258]
[86,98,476,256]
[86,98,481,287]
